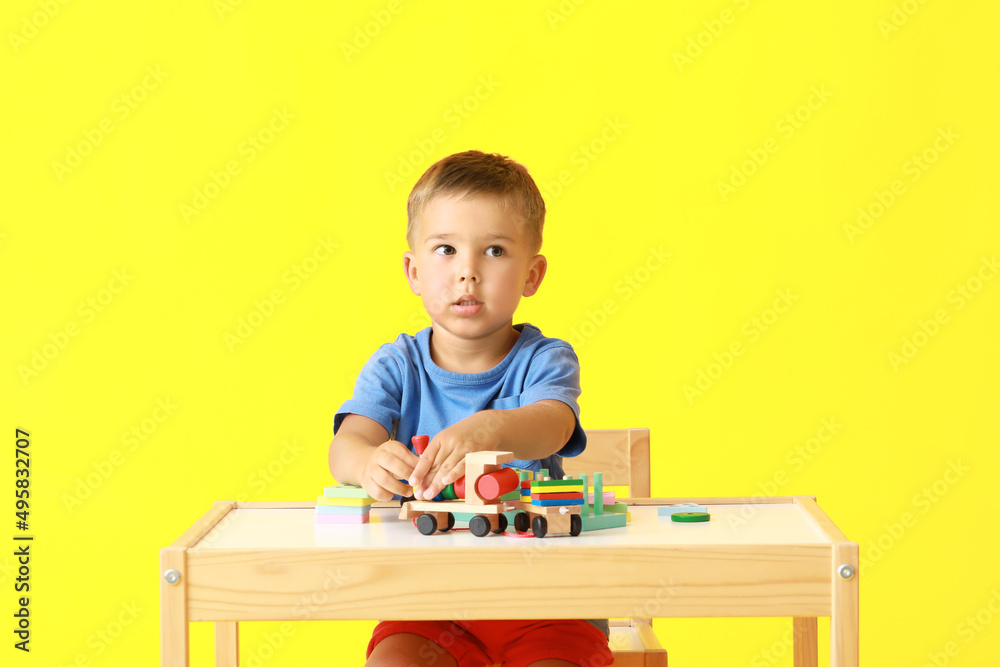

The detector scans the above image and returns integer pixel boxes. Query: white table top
[190,503,830,551]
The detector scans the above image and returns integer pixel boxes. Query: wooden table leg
[832,543,859,667]
[160,547,189,667]
[793,617,817,667]
[216,622,239,667]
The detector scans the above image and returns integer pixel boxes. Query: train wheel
[416,514,437,535]
[514,511,529,533]
[532,515,548,538]
[469,515,491,537]
[492,514,508,534]
[439,513,456,532]
[570,515,582,536]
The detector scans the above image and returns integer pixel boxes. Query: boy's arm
[330,414,418,501]
[409,399,575,500]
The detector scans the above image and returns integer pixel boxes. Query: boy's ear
[403,251,421,295]
[522,254,547,297]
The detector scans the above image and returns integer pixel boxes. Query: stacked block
[519,469,534,502]
[316,483,374,524]
[528,478,585,507]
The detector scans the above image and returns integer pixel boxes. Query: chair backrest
[562,428,651,498]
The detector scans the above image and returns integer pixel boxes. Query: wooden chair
[562,428,668,667]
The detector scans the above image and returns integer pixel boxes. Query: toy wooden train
[398,438,585,538]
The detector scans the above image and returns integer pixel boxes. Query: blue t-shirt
[333,323,586,484]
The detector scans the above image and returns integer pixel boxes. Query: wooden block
[465,451,515,467]
[524,503,582,516]
[541,513,573,534]
[399,500,458,518]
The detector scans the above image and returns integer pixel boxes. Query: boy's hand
[360,440,420,501]
[409,412,502,500]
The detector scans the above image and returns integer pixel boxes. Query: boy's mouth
[453,296,484,315]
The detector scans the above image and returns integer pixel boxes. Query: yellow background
[2,1,998,664]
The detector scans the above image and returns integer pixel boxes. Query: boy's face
[403,193,546,344]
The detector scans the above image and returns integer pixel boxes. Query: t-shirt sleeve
[333,347,403,439]
[519,343,587,457]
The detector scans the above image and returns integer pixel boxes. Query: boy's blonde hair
[407,150,545,254]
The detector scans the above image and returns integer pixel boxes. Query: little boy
[329,150,613,667]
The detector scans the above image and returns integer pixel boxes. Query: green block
[604,502,629,514]
[593,472,604,516]
[579,473,590,516]
[500,488,522,501]
[531,479,584,488]
[580,512,627,531]
[323,484,371,499]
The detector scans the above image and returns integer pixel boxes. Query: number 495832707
[16,429,30,529]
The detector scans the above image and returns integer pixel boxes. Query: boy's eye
[434,245,455,256]
[485,246,505,258]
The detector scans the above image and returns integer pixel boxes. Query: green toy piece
[574,472,628,532]
[323,483,372,499]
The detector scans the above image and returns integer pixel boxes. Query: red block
[476,468,520,500]
[412,434,429,454]
[531,492,584,501]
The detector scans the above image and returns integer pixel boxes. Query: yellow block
[316,496,374,507]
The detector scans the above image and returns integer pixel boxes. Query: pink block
[316,513,369,524]
[587,491,615,504]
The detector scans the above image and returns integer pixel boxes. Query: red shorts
[367,619,613,667]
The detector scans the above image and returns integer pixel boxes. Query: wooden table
[160,496,858,666]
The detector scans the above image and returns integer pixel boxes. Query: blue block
[531,498,585,507]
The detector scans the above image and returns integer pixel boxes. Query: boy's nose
[458,265,479,282]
